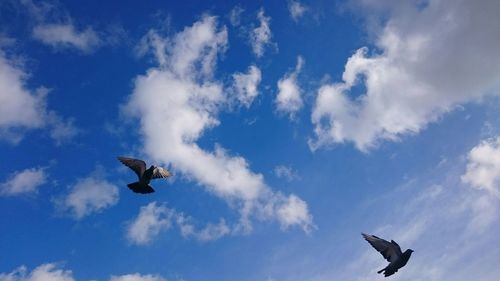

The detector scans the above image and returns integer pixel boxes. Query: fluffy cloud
[127,202,233,244]
[33,24,100,53]
[0,264,166,281]
[232,65,262,107]
[250,9,273,57]
[0,49,79,143]
[275,56,304,118]
[462,137,500,197]
[0,167,47,196]
[0,51,46,141]
[124,16,313,235]
[310,0,500,151]
[127,202,174,245]
[110,274,166,281]
[288,1,308,21]
[0,263,74,281]
[58,175,119,219]
[276,194,314,232]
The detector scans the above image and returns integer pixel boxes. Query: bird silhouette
[362,233,414,277]
[117,156,172,194]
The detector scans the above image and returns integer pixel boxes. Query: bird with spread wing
[117,156,172,194]
[362,233,414,277]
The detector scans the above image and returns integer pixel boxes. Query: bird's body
[118,156,172,194]
[362,233,413,277]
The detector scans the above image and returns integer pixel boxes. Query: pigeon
[362,233,414,277]
[117,156,172,194]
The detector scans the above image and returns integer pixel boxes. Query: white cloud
[58,175,119,220]
[277,194,314,233]
[250,9,273,57]
[462,137,500,197]
[46,111,80,145]
[276,56,304,118]
[195,218,231,241]
[0,167,47,196]
[110,273,166,281]
[0,51,46,141]
[127,202,174,245]
[273,165,300,182]
[33,23,100,53]
[232,65,262,108]
[229,6,244,27]
[127,202,232,244]
[124,16,313,234]
[0,49,79,143]
[310,0,500,151]
[0,263,74,281]
[288,1,308,21]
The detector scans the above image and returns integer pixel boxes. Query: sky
[1,0,499,280]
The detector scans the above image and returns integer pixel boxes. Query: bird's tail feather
[377,268,385,274]
[127,182,155,194]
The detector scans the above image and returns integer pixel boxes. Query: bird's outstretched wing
[118,156,146,179]
[152,166,172,179]
[362,233,403,262]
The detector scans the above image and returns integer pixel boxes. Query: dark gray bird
[362,233,414,277]
[118,156,172,194]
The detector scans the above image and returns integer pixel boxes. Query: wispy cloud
[110,273,166,281]
[279,147,500,281]
[32,23,100,53]
[273,165,300,182]
[310,0,500,151]
[0,167,47,196]
[276,56,304,119]
[56,173,119,220]
[228,6,244,27]
[124,15,313,236]
[126,202,232,244]
[288,1,308,22]
[250,9,273,57]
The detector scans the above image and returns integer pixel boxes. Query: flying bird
[117,156,172,194]
[362,233,414,277]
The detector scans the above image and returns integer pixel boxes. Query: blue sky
[1,1,500,281]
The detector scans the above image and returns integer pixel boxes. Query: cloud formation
[33,24,100,53]
[288,1,308,21]
[0,49,79,143]
[231,65,262,108]
[0,167,47,196]
[127,202,232,244]
[0,51,46,141]
[110,273,166,281]
[124,16,313,236]
[0,263,74,281]
[276,56,304,118]
[127,202,173,245]
[310,0,500,151]
[273,165,300,182]
[462,137,500,197]
[250,9,273,57]
[57,175,119,219]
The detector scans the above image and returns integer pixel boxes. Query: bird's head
[150,165,155,169]
[406,249,414,255]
